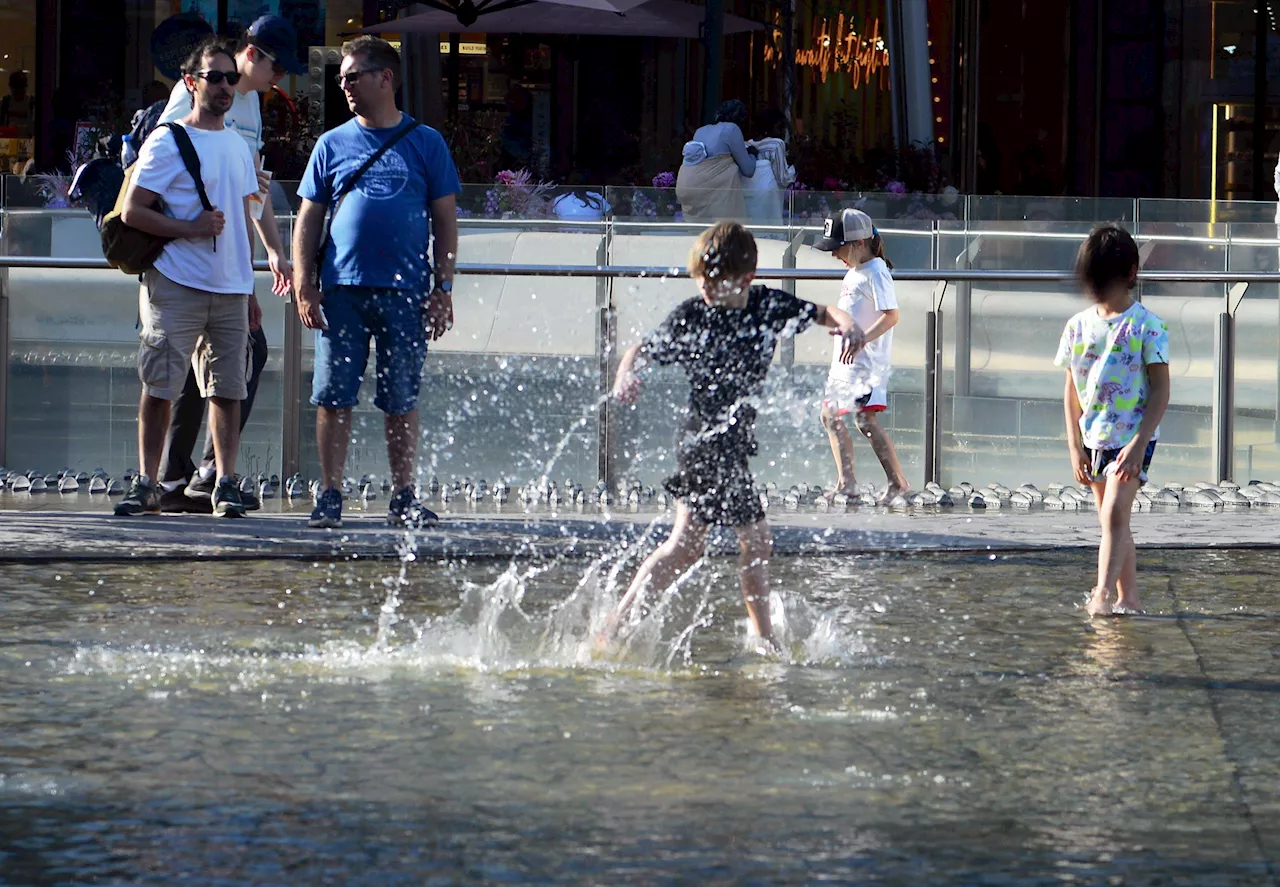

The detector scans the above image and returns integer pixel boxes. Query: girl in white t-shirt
[813,208,909,503]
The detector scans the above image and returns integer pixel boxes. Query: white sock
[159,479,185,493]
[197,465,215,481]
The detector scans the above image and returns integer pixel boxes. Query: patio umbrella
[390,0,658,29]
[360,0,764,37]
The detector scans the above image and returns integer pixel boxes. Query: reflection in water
[2,550,1279,883]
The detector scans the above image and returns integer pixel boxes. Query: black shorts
[1086,439,1157,484]
[664,433,764,528]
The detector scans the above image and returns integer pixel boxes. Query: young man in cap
[152,15,306,512]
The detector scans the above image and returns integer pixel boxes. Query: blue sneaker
[308,487,343,528]
[387,486,439,528]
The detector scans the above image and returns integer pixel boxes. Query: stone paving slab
[0,507,1277,562]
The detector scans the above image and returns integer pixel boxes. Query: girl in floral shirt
[1055,226,1170,617]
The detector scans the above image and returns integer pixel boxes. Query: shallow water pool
[2,549,1279,884]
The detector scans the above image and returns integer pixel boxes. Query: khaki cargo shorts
[138,269,250,401]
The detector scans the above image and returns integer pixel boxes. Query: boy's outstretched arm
[613,343,647,403]
[814,304,864,363]
[1114,363,1170,482]
[1063,370,1090,485]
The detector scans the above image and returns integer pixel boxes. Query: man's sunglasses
[335,68,383,88]
[255,46,287,77]
[194,70,243,86]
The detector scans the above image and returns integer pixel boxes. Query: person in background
[293,36,460,530]
[552,173,610,222]
[743,108,794,223]
[675,99,756,223]
[152,15,305,513]
[0,72,33,137]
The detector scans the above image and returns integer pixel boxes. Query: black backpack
[124,100,166,170]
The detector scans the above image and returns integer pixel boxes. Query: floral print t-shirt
[1054,301,1170,450]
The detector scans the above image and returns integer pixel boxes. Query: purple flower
[652,171,676,189]
[885,180,908,194]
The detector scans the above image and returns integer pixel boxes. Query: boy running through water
[814,209,910,502]
[1055,226,1170,616]
[607,222,863,652]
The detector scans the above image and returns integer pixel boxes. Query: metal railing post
[1213,281,1247,482]
[596,223,616,489]
[0,262,8,468]
[779,228,807,377]
[954,225,978,398]
[924,280,946,485]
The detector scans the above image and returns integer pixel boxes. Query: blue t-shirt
[299,115,460,291]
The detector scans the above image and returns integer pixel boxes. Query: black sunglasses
[335,68,382,88]
[194,70,242,86]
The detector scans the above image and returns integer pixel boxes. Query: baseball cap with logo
[813,208,875,252]
[246,15,306,75]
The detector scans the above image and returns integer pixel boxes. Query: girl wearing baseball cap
[814,208,910,505]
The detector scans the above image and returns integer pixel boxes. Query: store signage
[151,12,214,81]
[765,14,890,90]
[440,42,487,55]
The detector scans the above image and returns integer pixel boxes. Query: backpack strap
[315,116,422,284]
[161,121,217,252]
[162,122,213,212]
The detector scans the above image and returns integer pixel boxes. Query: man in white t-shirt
[152,15,304,512]
[115,39,259,519]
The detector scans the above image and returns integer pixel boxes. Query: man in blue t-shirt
[292,35,460,530]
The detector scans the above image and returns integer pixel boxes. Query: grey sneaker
[387,486,439,528]
[212,477,247,518]
[309,487,343,529]
[114,476,160,516]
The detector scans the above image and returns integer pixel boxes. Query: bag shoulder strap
[318,117,422,268]
[161,122,214,212]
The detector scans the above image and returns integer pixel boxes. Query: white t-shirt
[157,81,263,153]
[132,123,258,295]
[828,257,897,389]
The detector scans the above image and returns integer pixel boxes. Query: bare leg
[1091,476,1143,615]
[856,412,909,495]
[734,518,776,649]
[385,409,418,492]
[609,501,709,633]
[138,393,172,482]
[207,396,240,480]
[317,406,352,491]
[820,406,858,495]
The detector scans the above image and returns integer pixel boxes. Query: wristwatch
[436,278,453,294]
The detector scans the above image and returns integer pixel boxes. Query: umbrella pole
[702,0,723,123]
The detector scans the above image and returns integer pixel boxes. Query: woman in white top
[743,109,794,223]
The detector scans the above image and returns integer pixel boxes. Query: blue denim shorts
[311,286,427,415]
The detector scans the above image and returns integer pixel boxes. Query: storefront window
[1205,0,1278,201]
[0,0,38,174]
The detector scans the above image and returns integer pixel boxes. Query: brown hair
[342,35,401,89]
[688,221,758,280]
[866,230,893,270]
[181,36,236,77]
[1075,224,1138,297]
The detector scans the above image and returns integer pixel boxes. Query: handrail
[3,256,1280,284]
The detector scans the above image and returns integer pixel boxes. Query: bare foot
[824,485,858,502]
[1112,595,1144,615]
[1085,587,1114,618]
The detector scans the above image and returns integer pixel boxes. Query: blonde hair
[687,222,758,280]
